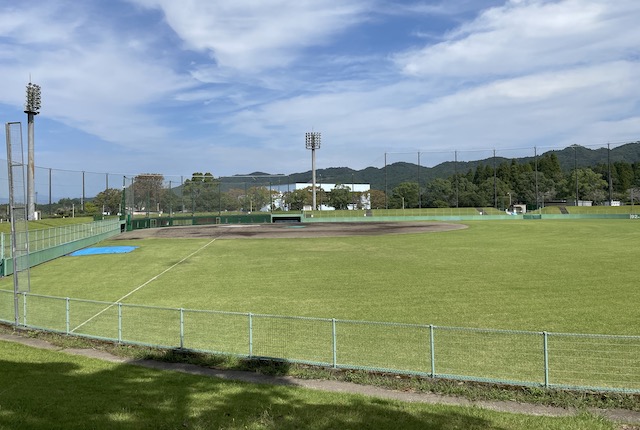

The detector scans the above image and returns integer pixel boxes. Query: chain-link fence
[0,290,638,393]
[2,141,639,220]
[0,218,123,275]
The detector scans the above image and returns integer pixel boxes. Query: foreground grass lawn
[0,341,618,430]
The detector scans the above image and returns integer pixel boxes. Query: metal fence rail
[0,219,123,276]
[0,290,638,393]
[1,219,122,259]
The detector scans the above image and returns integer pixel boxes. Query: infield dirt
[115,221,467,240]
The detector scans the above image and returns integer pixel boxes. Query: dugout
[271,213,302,223]
[127,213,273,231]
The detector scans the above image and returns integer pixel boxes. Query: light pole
[305,132,321,210]
[575,144,579,206]
[352,173,355,209]
[25,81,41,220]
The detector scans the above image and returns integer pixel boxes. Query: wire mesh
[336,320,430,373]
[434,327,544,384]
[20,294,67,332]
[0,292,638,393]
[121,304,181,347]
[251,314,333,365]
[68,298,120,340]
[0,290,14,322]
[183,309,249,355]
[548,333,640,391]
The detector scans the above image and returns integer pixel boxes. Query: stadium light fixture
[25,82,42,114]
[305,132,321,210]
[25,81,42,220]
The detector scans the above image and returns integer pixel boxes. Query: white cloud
[128,0,369,72]
[0,1,197,149]
[217,58,639,169]
[0,0,638,178]
[394,1,640,78]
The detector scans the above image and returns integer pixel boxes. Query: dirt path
[1,333,638,426]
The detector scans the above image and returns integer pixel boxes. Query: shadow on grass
[141,348,293,376]
[0,356,508,430]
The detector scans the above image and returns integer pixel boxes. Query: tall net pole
[5,122,31,325]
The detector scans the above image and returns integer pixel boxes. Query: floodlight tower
[305,131,321,210]
[25,82,41,220]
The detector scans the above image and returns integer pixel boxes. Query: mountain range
[227,142,640,191]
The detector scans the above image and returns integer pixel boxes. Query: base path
[115,221,467,240]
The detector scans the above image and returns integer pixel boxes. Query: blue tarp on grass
[69,246,138,256]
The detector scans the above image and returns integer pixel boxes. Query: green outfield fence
[0,290,638,394]
[0,218,124,276]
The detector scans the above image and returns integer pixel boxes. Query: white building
[269,183,371,211]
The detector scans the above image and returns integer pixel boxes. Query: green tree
[225,188,245,211]
[477,177,510,208]
[613,161,634,193]
[564,168,608,203]
[390,182,419,208]
[83,201,98,215]
[241,186,271,211]
[160,188,181,214]
[368,189,386,209]
[54,198,82,216]
[456,177,483,207]
[328,185,351,210]
[131,173,164,213]
[183,172,219,213]
[423,178,453,208]
[92,188,122,215]
[284,188,311,210]
[537,153,564,184]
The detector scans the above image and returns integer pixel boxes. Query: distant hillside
[276,142,640,191]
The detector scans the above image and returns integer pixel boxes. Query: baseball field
[2,219,636,335]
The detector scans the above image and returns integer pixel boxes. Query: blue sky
[1,0,639,178]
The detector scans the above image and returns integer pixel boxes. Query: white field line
[70,238,217,333]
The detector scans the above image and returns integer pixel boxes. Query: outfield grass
[4,219,638,335]
[0,340,619,429]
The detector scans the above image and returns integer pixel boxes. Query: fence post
[22,293,27,326]
[179,308,184,349]
[118,303,122,343]
[543,331,549,388]
[430,324,436,378]
[332,318,337,368]
[248,313,253,358]
[66,298,70,335]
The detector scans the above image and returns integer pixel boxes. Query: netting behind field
[1,291,638,393]
[0,140,637,220]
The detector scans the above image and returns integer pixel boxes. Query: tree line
[32,152,640,217]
